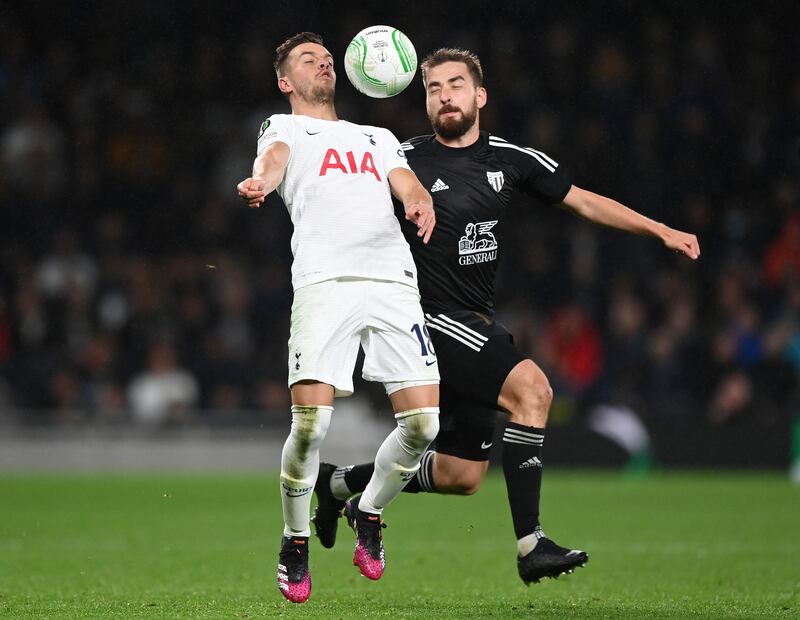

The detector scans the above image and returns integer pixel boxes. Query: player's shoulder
[399,134,435,153]
[256,113,295,151]
[340,120,397,140]
[262,112,293,125]
[257,113,292,134]
[486,133,537,156]
[486,133,560,171]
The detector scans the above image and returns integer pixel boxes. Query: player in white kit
[236,32,440,604]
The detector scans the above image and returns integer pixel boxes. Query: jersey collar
[428,131,488,157]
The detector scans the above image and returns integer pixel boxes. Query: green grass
[1,471,798,619]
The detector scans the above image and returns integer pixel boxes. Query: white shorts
[287,278,440,397]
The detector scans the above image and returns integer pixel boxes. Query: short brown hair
[420,48,483,87]
[274,32,324,76]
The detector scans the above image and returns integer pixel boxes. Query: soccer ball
[344,25,417,98]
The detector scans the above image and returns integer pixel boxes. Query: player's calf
[280,405,332,537]
[311,462,345,548]
[429,453,487,495]
[358,408,439,510]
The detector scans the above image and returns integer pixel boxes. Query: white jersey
[257,114,418,291]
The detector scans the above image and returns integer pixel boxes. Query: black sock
[340,450,437,495]
[403,450,437,493]
[341,463,374,494]
[501,422,545,539]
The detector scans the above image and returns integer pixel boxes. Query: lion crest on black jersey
[395,131,572,315]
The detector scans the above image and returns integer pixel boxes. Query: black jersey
[395,130,573,316]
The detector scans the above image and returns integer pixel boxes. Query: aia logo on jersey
[319,149,381,182]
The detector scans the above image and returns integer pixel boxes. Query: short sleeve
[378,128,411,174]
[518,148,573,204]
[256,115,294,156]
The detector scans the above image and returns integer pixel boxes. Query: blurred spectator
[0,104,66,198]
[34,230,98,301]
[540,305,603,395]
[127,342,199,425]
[597,281,648,408]
[0,295,12,365]
[80,333,126,422]
[48,368,83,424]
[763,211,800,288]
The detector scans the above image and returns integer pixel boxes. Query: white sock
[330,466,353,501]
[517,526,546,557]
[280,405,332,537]
[359,407,439,514]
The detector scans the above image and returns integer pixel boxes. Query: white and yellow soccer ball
[344,26,417,98]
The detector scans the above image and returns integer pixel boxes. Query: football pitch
[1,471,797,619]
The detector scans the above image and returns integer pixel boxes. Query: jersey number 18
[411,323,435,357]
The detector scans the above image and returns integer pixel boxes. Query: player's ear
[278,76,293,95]
[476,87,487,109]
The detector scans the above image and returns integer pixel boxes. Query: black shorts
[424,310,526,461]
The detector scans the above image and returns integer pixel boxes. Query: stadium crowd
[0,3,798,433]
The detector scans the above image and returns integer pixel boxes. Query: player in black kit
[312,48,700,584]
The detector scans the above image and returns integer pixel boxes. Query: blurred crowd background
[1,1,798,463]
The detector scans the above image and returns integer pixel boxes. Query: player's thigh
[288,279,363,398]
[388,383,439,411]
[291,381,335,406]
[497,358,552,416]
[360,281,440,387]
[426,311,525,408]
[435,384,499,463]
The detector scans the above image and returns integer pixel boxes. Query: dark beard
[430,104,477,140]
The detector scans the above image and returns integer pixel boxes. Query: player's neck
[291,100,338,121]
[434,124,480,149]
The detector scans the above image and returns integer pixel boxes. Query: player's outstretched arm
[236,141,290,209]
[388,167,436,244]
[560,185,700,260]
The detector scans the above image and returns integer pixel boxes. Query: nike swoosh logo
[425,359,437,366]
[306,130,320,135]
[480,441,493,449]
[286,490,311,497]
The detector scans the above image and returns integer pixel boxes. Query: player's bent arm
[236,141,290,209]
[560,185,700,259]
[388,167,436,244]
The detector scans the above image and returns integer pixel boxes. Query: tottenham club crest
[458,221,498,265]
[486,170,505,192]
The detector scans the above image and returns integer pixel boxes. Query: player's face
[280,42,336,104]
[425,61,486,139]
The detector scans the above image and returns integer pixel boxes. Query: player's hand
[662,226,700,260]
[405,201,436,244]
[237,177,266,208]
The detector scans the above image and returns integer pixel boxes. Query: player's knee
[407,412,440,446]
[532,376,554,413]
[397,408,440,451]
[506,370,552,425]
[289,404,332,446]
